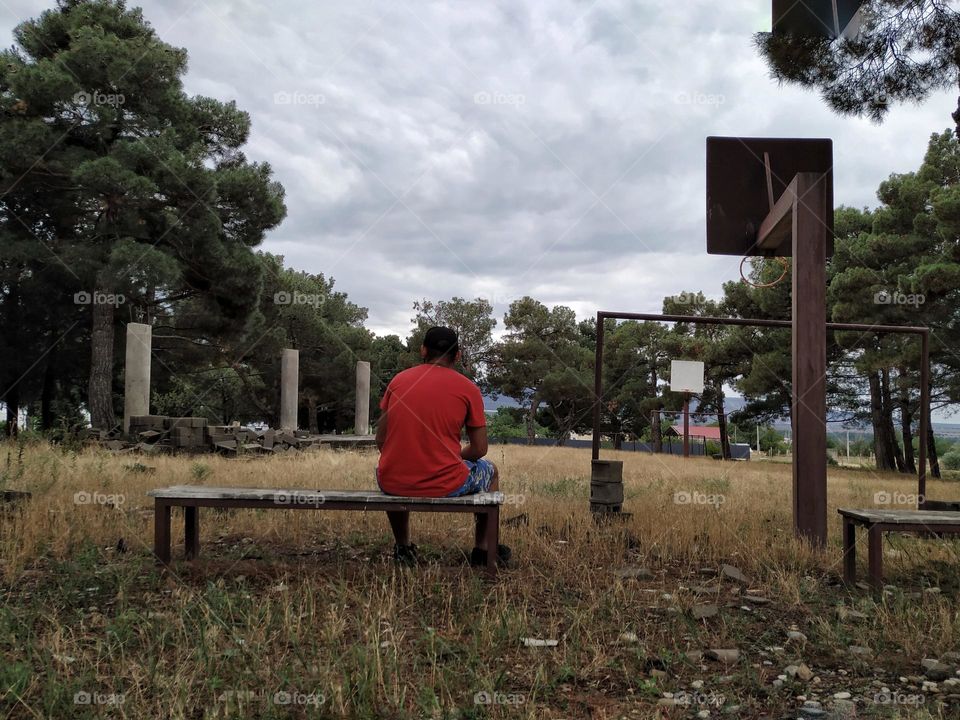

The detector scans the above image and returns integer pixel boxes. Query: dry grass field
[1,440,959,719]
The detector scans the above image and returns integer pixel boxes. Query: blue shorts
[374,459,496,497]
[446,459,497,497]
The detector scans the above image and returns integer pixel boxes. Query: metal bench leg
[867,523,883,587]
[185,506,200,560]
[154,501,171,564]
[485,507,499,578]
[842,518,856,583]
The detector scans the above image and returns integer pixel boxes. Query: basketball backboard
[706,136,834,258]
[670,360,705,395]
[772,0,865,39]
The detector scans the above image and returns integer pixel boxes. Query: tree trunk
[307,395,319,434]
[525,394,540,445]
[928,408,942,480]
[881,368,906,473]
[4,387,19,437]
[869,371,896,471]
[652,407,662,452]
[41,358,55,431]
[650,361,663,453]
[613,433,622,450]
[88,288,116,432]
[898,366,916,474]
[717,388,730,460]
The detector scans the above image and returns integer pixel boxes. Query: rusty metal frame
[591,311,932,499]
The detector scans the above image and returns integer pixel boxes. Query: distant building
[667,425,723,441]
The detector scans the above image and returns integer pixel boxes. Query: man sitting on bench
[375,326,511,568]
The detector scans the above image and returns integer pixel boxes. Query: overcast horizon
[2,0,955,340]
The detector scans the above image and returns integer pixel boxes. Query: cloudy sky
[3,0,955,337]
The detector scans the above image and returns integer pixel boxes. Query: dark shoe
[393,543,418,566]
[470,544,512,568]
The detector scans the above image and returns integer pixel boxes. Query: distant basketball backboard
[773,0,865,39]
[706,137,834,258]
[670,360,705,395]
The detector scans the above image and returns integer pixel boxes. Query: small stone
[705,648,739,664]
[787,631,808,644]
[721,564,750,585]
[923,660,955,681]
[833,691,851,699]
[691,680,704,689]
[697,711,710,719]
[691,604,720,620]
[786,663,814,682]
[772,678,784,688]
[650,668,667,678]
[848,645,872,657]
[833,698,856,717]
[744,595,772,604]
[619,632,639,644]
[941,651,960,664]
[685,650,703,663]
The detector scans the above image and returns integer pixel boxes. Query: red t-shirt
[377,363,487,497]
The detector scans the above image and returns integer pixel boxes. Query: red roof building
[668,425,723,441]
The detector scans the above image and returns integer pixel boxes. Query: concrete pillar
[123,323,152,435]
[355,360,371,435]
[280,349,299,431]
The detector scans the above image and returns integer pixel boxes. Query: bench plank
[147,485,503,505]
[149,485,503,576]
[838,507,960,587]
[838,509,960,525]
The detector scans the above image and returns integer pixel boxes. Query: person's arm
[376,410,388,451]
[461,424,488,461]
[461,384,488,460]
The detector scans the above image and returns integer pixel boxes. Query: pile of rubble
[92,415,375,455]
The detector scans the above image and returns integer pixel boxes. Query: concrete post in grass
[280,349,299,431]
[123,323,152,435]
[355,361,371,435]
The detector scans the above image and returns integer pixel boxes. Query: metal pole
[791,172,828,548]
[683,394,690,458]
[592,312,604,461]
[919,329,929,502]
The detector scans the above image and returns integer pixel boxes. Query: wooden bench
[839,508,960,587]
[147,485,503,575]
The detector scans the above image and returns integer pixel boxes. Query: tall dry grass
[0,440,956,718]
